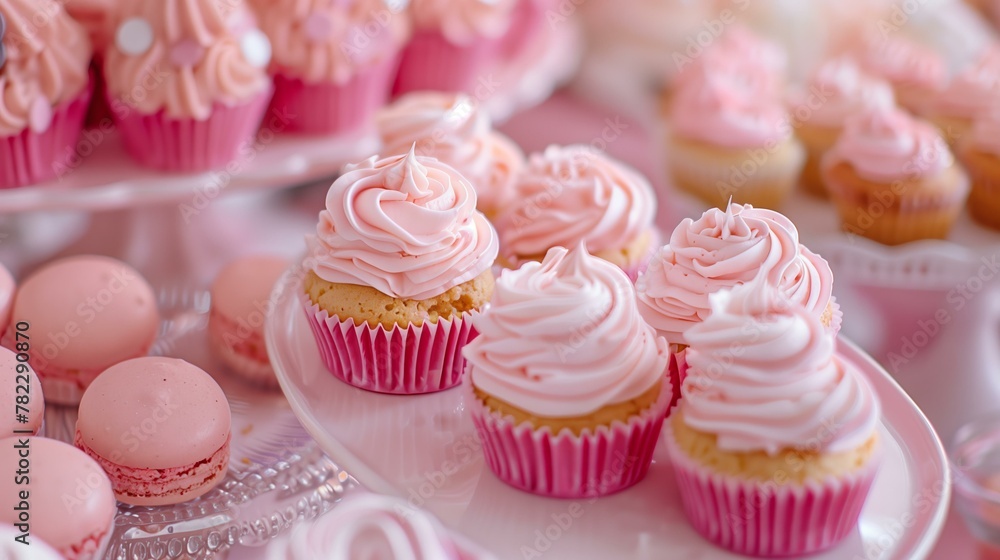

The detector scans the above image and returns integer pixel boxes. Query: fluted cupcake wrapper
[393,31,503,96]
[301,293,478,395]
[664,425,880,557]
[110,89,271,172]
[466,377,670,499]
[0,84,92,189]
[269,55,398,135]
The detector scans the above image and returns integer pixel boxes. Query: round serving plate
[42,281,358,560]
[0,19,580,216]
[267,262,951,560]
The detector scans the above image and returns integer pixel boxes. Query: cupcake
[636,202,840,408]
[104,0,273,171]
[790,57,895,197]
[302,149,498,394]
[957,109,1000,230]
[666,71,805,210]
[493,144,658,281]
[853,34,947,114]
[665,279,881,556]
[923,49,1000,147]
[394,0,517,95]
[822,106,970,245]
[0,0,93,189]
[266,492,495,559]
[377,91,524,218]
[250,0,410,135]
[464,244,671,498]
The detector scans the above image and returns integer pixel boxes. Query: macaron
[0,261,13,340]
[74,356,232,506]
[209,255,288,388]
[8,255,160,405]
[0,523,63,560]
[0,348,43,436]
[0,437,116,560]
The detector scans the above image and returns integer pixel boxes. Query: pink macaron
[0,262,13,340]
[0,347,43,437]
[209,255,288,388]
[0,437,116,560]
[0,523,64,559]
[74,356,232,506]
[7,255,160,405]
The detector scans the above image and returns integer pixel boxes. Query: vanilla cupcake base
[468,377,670,498]
[959,146,1000,230]
[796,123,840,198]
[665,413,881,556]
[667,134,806,210]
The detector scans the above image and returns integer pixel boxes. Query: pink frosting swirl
[409,0,516,43]
[494,145,656,264]
[781,246,834,321]
[377,92,525,214]
[855,35,947,91]
[825,106,953,181]
[969,110,1000,156]
[104,0,271,120]
[308,149,498,300]
[671,71,792,149]
[64,0,118,52]
[928,52,1000,120]
[0,0,92,136]
[674,25,786,99]
[635,202,799,345]
[251,0,410,85]
[267,493,467,560]
[465,244,669,418]
[681,279,880,454]
[792,57,895,127]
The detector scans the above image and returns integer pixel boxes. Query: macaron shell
[76,357,231,470]
[0,437,116,555]
[0,523,63,559]
[0,348,43,435]
[210,255,288,337]
[11,255,159,371]
[0,262,14,338]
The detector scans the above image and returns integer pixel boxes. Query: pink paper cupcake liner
[269,55,399,135]
[301,293,479,395]
[467,376,671,498]
[0,85,92,189]
[665,426,880,557]
[393,31,503,96]
[110,89,271,172]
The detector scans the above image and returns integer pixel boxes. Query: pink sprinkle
[28,99,52,134]
[170,39,205,67]
[303,12,334,42]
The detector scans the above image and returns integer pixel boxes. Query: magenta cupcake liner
[269,55,398,135]
[0,85,92,189]
[301,293,479,395]
[466,376,671,498]
[665,426,880,557]
[110,89,271,172]
[393,31,503,96]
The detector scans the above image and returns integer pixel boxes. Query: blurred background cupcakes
[394,0,517,95]
[0,0,93,189]
[822,106,970,245]
[303,150,498,394]
[103,0,273,171]
[957,109,1000,230]
[666,279,881,557]
[790,57,895,197]
[377,91,524,219]
[851,33,948,115]
[464,244,670,498]
[251,0,410,135]
[923,48,1000,147]
[494,144,657,280]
